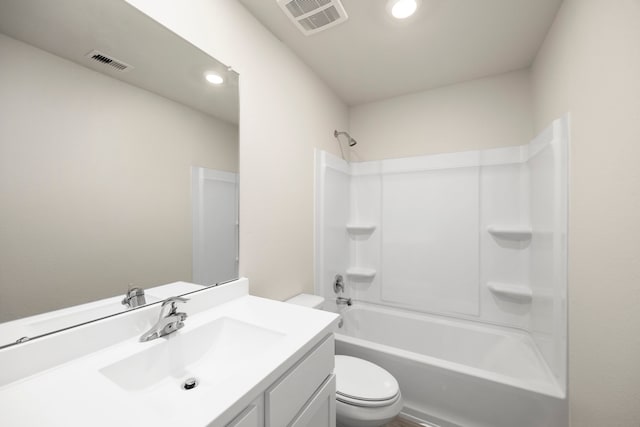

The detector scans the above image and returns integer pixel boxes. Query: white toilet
[286,294,404,427]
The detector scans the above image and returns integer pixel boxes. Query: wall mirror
[0,0,239,348]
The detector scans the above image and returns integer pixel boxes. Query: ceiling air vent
[277,0,348,36]
[85,50,132,72]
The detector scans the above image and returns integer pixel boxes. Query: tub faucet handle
[334,274,345,294]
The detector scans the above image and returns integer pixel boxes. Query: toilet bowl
[286,294,404,427]
[335,355,404,427]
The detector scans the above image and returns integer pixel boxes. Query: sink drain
[182,377,199,390]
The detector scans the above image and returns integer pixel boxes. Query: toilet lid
[334,355,399,403]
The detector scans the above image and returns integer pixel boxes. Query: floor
[385,417,425,427]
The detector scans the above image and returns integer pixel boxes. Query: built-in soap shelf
[346,267,376,280]
[487,225,532,240]
[487,281,533,303]
[346,224,376,235]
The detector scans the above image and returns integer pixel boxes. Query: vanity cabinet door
[290,374,336,427]
[266,335,334,427]
[226,396,264,427]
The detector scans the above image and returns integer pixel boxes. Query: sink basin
[100,317,285,399]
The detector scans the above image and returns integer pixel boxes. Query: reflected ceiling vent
[85,50,133,72]
[277,0,348,36]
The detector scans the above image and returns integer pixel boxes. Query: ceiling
[239,0,563,105]
[0,0,239,124]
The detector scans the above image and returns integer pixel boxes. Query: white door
[192,166,238,285]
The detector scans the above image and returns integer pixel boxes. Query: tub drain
[182,377,199,390]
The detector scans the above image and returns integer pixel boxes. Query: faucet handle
[161,296,189,306]
[161,296,189,315]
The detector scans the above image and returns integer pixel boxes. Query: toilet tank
[286,293,324,309]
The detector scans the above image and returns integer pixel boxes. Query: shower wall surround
[315,116,568,392]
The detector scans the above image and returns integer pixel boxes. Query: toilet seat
[337,391,401,408]
[335,355,400,408]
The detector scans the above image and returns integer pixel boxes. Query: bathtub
[332,302,567,427]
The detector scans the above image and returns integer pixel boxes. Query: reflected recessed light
[205,73,224,85]
[388,0,419,19]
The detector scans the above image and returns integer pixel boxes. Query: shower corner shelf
[487,281,533,303]
[487,225,532,240]
[346,267,376,280]
[346,224,377,234]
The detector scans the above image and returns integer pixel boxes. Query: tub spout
[337,297,352,306]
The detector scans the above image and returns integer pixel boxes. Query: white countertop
[0,280,338,426]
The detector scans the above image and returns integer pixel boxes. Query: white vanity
[0,279,339,427]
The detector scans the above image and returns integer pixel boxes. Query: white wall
[0,33,237,321]
[349,69,534,161]
[126,0,349,301]
[531,1,640,425]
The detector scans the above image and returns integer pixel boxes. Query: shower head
[334,130,358,147]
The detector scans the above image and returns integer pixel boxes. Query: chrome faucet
[336,297,352,307]
[122,285,146,309]
[140,296,188,342]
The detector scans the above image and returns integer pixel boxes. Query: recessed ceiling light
[388,0,419,19]
[205,73,224,85]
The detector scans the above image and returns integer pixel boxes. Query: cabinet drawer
[266,335,334,427]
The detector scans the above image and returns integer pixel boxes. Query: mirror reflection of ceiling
[239,0,563,105]
[0,0,239,124]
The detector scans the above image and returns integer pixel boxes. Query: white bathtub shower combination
[333,303,566,427]
[315,117,569,427]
